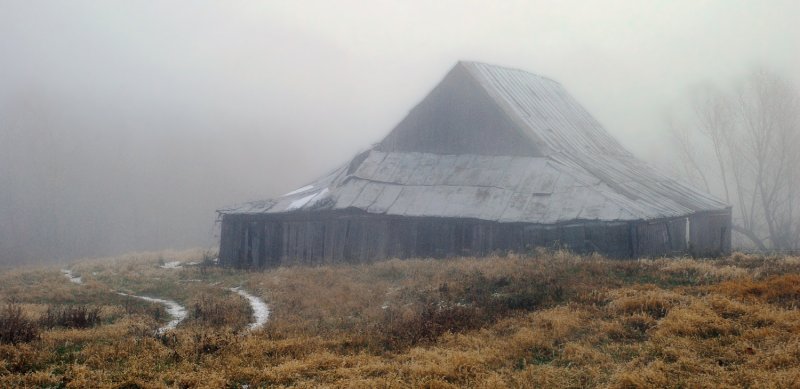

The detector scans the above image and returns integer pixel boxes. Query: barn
[217,61,732,268]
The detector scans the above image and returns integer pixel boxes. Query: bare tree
[665,114,711,193]
[669,69,800,250]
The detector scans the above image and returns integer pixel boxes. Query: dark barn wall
[633,217,688,257]
[219,210,732,268]
[689,210,732,257]
[220,211,634,268]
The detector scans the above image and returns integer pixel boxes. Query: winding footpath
[62,268,188,334]
[117,293,188,334]
[61,266,268,333]
[61,269,82,284]
[230,287,270,330]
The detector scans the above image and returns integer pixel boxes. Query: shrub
[186,293,250,329]
[191,297,232,327]
[379,299,482,350]
[0,302,38,344]
[38,305,102,329]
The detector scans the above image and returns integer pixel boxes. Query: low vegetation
[1,250,800,387]
[38,305,102,330]
[0,301,39,345]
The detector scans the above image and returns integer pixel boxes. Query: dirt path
[61,269,82,284]
[61,267,261,334]
[118,292,188,334]
[230,287,270,330]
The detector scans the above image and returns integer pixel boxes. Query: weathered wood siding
[633,217,688,257]
[689,210,732,257]
[220,211,633,268]
[219,209,731,268]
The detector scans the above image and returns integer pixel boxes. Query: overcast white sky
[3,1,798,172]
[0,0,798,261]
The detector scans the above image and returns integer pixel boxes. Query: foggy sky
[1,1,798,264]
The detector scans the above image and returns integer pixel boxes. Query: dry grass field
[1,250,800,388]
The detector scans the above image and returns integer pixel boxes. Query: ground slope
[1,250,799,388]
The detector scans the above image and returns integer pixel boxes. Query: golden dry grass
[1,250,800,387]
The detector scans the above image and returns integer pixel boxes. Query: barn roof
[220,61,728,222]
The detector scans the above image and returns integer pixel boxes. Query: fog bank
[1,1,797,264]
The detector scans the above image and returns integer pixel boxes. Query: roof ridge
[458,60,556,156]
[457,60,562,85]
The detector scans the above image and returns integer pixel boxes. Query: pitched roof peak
[221,61,729,220]
[455,61,562,86]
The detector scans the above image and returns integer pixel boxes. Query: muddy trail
[231,287,270,330]
[63,261,269,334]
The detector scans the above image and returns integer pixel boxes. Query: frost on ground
[159,261,182,269]
[230,287,270,330]
[118,292,187,334]
[61,269,82,284]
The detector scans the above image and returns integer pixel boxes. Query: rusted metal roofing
[219,61,729,222]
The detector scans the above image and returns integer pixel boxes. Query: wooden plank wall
[219,210,733,268]
[219,212,634,268]
[634,217,688,257]
[689,210,732,257]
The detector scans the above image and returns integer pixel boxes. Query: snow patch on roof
[287,193,316,210]
[286,188,330,211]
[283,185,314,197]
